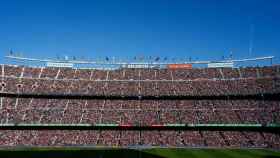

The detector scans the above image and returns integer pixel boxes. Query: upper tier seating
[1,65,279,96]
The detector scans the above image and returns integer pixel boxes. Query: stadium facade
[0,55,279,149]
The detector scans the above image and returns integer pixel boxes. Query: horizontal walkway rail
[0,123,279,132]
[0,92,279,100]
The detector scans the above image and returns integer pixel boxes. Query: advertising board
[167,64,192,69]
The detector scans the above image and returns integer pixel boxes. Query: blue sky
[0,0,279,64]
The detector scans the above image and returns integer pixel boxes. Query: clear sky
[0,0,279,64]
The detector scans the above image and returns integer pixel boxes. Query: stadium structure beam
[4,55,274,65]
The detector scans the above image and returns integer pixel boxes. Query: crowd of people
[0,98,279,125]
[2,64,279,80]
[1,65,280,96]
[0,130,279,148]
[0,64,279,149]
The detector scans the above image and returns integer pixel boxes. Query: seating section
[1,65,280,80]
[0,130,279,148]
[1,65,280,96]
[0,98,279,125]
[0,64,279,148]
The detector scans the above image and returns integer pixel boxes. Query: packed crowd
[0,64,279,149]
[0,130,279,149]
[1,65,280,96]
[2,64,279,80]
[0,65,280,80]
[0,98,279,125]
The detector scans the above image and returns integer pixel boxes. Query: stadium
[0,54,279,158]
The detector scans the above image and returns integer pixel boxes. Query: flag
[9,49,13,55]
[155,57,160,61]
[230,51,233,59]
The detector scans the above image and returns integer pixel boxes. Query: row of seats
[0,98,279,125]
[1,77,280,96]
[0,130,279,149]
[1,65,280,80]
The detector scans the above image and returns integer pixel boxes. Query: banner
[207,62,234,68]
[47,62,74,68]
[167,64,192,69]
